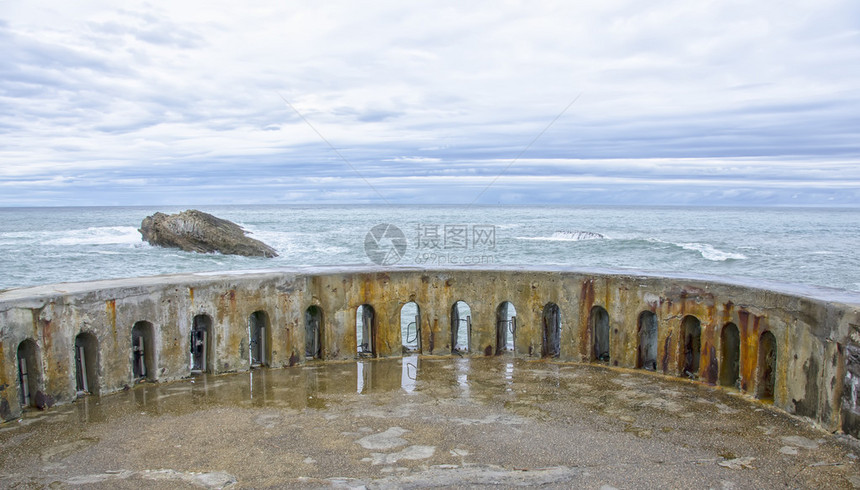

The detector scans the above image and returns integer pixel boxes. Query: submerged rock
[139,210,278,258]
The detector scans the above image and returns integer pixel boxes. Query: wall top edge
[1,265,859,307]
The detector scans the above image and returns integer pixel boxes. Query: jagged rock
[139,210,278,258]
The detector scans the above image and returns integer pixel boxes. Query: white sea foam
[241,226,350,256]
[516,231,606,242]
[642,237,746,261]
[44,227,143,246]
[0,205,856,292]
[678,242,747,261]
[0,231,30,239]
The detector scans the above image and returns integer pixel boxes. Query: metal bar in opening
[201,330,208,372]
[260,326,266,365]
[138,337,146,378]
[78,345,89,392]
[19,357,30,406]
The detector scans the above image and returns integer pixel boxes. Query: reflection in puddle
[359,357,421,394]
[40,357,782,431]
[73,394,95,423]
[66,358,458,420]
[247,368,276,405]
[457,358,470,398]
[401,355,419,393]
[3,356,855,489]
[357,361,366,394]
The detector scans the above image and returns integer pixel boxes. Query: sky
[1,0,859,207]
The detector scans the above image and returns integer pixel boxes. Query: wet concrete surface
[2,356,860,488]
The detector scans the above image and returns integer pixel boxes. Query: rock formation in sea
[139,210,278,258]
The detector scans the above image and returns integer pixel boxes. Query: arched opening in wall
[637,311,658,371]
[451,301,471,353]
[16,339,41,408]
[757,331,777,401]
[357,304,376,357]
[401,302,421,353]
[74,332,99,396]
[590,306,610,363]
[681,315,701,378]
[305,306,324,360]
[131,321,155,382]
[248,311,271,368]
[190,314,213,374]
[720,322,741,388]
[542,303,561,358]
[495,301,517,354]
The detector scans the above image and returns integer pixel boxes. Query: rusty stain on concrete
[0,266,857,439]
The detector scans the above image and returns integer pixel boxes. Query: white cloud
[0,0,858,205]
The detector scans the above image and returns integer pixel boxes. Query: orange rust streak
[737,310,758,393]
[776,323,788,404]
[106,299,117,344]
[702,336,718,385]
[579,280,595,360]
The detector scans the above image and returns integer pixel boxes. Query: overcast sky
[1,0,859,206]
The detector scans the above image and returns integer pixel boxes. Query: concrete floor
[1,356,859,489]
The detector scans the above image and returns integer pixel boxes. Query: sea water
[0,205,858,293]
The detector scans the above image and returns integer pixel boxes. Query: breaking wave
[50,227,142,246]
[34,227,143,247]
[677,242,747,261]
[514,231,746,262]
[639,237,746,261]
[516,231,607,242]
[240,226,350,256]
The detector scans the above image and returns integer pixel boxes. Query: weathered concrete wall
[1,266,859,436]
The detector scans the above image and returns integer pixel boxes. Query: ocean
[0,205,858,293]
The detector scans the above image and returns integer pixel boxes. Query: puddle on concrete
[1,357,859,488]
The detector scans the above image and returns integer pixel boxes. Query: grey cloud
[87,9,204,49]
[1,1,858,206]
[330,106,403,122]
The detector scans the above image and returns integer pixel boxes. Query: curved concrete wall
[1,266,859,436]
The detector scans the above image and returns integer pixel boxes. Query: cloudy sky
[2,0,859,206]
